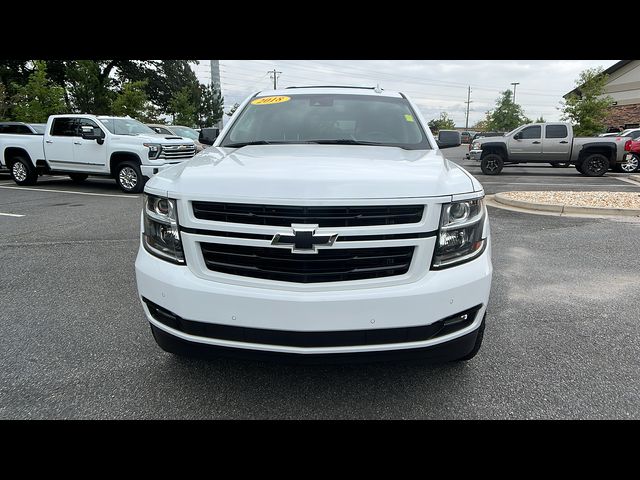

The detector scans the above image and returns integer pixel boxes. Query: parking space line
[614,176,640,187]
[0,185,139,199]
[0,212,24,217]
[480,182,640,187]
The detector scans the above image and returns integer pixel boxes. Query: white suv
[135,86,493,362]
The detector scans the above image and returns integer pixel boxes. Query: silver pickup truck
[469,122,631,176]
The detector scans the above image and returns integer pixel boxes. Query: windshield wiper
[311,139,411,149]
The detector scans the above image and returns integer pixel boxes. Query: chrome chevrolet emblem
[271,224,338,254]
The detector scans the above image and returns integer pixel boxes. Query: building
[564,60,640,131]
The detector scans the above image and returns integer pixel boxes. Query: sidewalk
[493,191,640,216]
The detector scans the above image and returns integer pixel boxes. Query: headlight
[142,194,184,264]
[472,142,481,150]
[143,143,162,159]
[432,198,486,269]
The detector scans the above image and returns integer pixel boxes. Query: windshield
[30,124,45,134]
[619,129,637,136]
[220,93,431,150]
[99,117,157,136]
[168,125,200,140]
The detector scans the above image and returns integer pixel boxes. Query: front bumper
[140,162,183,178]
[135,239,493,356]
[469,149,482,161]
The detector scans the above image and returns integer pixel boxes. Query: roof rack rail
[284,85,377,90]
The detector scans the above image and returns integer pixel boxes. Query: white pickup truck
[0,115,197,193]
[135,86,493,363]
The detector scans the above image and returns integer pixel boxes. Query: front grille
[200,243,414,283]
[144,297,481,348]
[159,144,196,160]
[192,202,424,227]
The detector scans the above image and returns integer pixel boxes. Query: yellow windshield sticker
[404,114,414,122]
[251,96,291,105]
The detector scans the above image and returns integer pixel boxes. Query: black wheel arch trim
[479,142,508,159]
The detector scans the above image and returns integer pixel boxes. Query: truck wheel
[10,156,38,186]
[581,153,609,177]
[68,173,89,183]
[455,314,486,362]
[575,163,585,174]
[480,154,504,175]
[614,154,639,173]
[116,161,145,193]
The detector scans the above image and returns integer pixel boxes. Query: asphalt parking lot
[1,149,640,419]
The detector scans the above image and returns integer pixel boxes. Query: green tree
[65,60,117,114]
[472,118,490,131]
[144,60,200,116]
[0,83,10,120]
[112,81,149,119]
[535,116,545,123]
[560,67,612,136]
[11,61,66,122]
[169,86,198,127]
[197,84,224,127]
[428,112,456,133]
[486,90,530,131]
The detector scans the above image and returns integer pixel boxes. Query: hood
[118,133,195,145]
[147,144,476,200]
[477,136,506,146]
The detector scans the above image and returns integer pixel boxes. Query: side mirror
[436,130,462,149]
[153,127,161,133]
[199,127,219,146]
[81,125,105,144]
[513,132,522,140]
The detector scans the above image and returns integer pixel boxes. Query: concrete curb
[631,174,640,183]
[493,192,640,217]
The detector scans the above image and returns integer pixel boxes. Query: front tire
[68,173,89,183]
[480,153,504,175]
[580,153,609,177]
[10,156,38,186]
[455,315,486,362]
[614,154,640,173]
[115,161,145,193]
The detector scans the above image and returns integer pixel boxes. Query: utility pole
[511,82,520,104]
[210,60,223,129]
[464,86,473,129]
[269,69,282,89]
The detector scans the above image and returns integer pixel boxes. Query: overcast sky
[192,60,619,127]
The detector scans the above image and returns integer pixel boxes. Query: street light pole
[511,82,520,104]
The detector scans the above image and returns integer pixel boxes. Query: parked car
[0,122,46,135]
[460,131,476,144]
[618,128,640,140]
[147,124,206,152]
[135,86,492,363]
[469,122,630,176]
[619,138,640,173]
[0,115,197,193]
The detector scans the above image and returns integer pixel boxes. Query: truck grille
[200,243,414,283]
[192,202,424,227]
[160,144,196,160]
